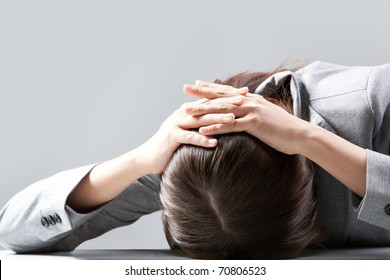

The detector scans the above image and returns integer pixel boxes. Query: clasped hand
[141,81,311,174]
[184,81,310,155]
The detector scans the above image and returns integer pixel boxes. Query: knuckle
[254,98,262,105]
[219,103,229,111]
[223,122,235,131]
[255,95,265,103]
[217,89,227,96]
[247,115,256,123]
[252,104,261,113]
[184,133,194,142]
[192,104,202,112]
[216,124,223,130]
[228,122,235,129]
[251,114,263,124]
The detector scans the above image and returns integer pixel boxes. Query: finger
[178,113,235,128]
[195,98,209,104]
[183,84,248,99]
[179,98,213,113]
[198,119,247,135]
[185,97,209,106]
[184,98,243,116]
[195,80,249,96]
[204,95,246,106]
[182,94,261,114]
[246,92,259,98]
[176,130,218,147]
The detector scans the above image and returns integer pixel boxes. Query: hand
[137,97,242,174]
[184,89,312,155]
[67,91,244,212]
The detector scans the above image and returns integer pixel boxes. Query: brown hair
[159,69,324,259]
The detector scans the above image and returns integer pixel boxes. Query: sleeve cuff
[32,163,103,242]
[0,162,102,252]
[357,149,390,229]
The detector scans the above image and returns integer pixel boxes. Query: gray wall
[1,0,390,250]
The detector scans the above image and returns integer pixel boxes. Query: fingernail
[184,84,198,91]
[185,106,193,112]
[208,138,217,145]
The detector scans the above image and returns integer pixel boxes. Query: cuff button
[41,217,49,227]
[53,213,62,224]
[385,204,390,215]
[48,215,56,225]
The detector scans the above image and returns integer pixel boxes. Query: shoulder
[299,60,390,86]
[297,61,390,144]
[297,61,380,100]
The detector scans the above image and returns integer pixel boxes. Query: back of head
[160,67,324,259]
[160,132,324,259]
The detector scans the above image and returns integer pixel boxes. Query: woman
[1,61,390,258]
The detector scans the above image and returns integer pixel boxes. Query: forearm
[300,124,367,197]
[66,146,150,213]
[66,99,226,213]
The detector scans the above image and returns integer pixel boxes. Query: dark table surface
[2,247,390,260]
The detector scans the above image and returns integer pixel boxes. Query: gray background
[1,0,390,250]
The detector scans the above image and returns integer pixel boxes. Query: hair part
[161,133,324,259]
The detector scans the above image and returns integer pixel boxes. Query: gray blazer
[1,61,390,253]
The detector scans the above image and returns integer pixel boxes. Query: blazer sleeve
[0,164,162,253]
[357,64,390,229]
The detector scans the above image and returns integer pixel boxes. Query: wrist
[121,145,154,177]
[291,121,320,156]
[296,123,367,196]
[67,147,152,212]
[297,123,328,158]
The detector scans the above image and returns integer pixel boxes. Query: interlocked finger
[198,119,247,135]
[178,113,235,129]
[176,130,218,147]
[184,100,243,116]
[195,80,248,95]
[183,83,248,99]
